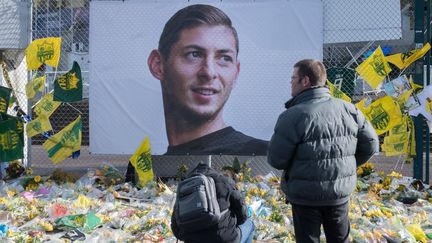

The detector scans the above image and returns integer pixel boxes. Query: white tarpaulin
[0,0,29,49]
[323,0,401,43]
[89,0,323,154]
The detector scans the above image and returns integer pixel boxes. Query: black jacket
[171,163,248,243]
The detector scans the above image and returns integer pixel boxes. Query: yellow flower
[96,213,111,223]
[40,221,53,231]
[388,171,402,179]
[73,195,93,208]
[269,198,277,207]
[25,168,33,175]
[6,229,15,237]
[26,236,33,243]
[373,230,383,239]
[365,162,375,169]
[34,175,41,183]
[28,211,35,220]
[6,190,16,197]
[25,183,39,191]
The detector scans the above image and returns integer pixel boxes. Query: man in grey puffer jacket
[267,59,378,243]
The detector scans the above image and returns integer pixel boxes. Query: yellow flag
[396,89,413,109]
[26,76,46,99]
[326,80,352,103]
[26,114,52,138]
[357,96,402,135]
[386,43,431,69]
[34,93,61,117]
[381,116,409,156]
[356,46,392,89]
[408,117,416,157]
[43,116,81,164]
[389,116,407,136]
[26,37,62,70]
[426,96,432,114]
[129,137,154,187]
[382,135,408,156]
[409,75,423,91]
[355,98,367,110]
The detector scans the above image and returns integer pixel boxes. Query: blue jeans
[238,218,255,243]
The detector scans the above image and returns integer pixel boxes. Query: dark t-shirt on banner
[125,127,268,183]
[166,126,268,155]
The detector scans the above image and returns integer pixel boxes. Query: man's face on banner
[161,25,240,121]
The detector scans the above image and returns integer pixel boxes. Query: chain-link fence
[324,0,414,98]
[1,0,429,179]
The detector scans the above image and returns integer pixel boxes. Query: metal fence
[1,0,429,179]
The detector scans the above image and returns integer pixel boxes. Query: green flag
[54,61,82,102]
[8,95,16,109]
[0,118,23,161]
[0,86,12,114]
[327,67,355,97]
[0,114,24,143]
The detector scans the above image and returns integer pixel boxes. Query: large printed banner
[89,0,323,155]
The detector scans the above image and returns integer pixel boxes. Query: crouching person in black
[171,163,255,243]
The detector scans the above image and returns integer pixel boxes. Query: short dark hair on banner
[294,59,327,86]
[158,4,239,59]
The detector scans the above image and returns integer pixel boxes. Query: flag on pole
[53,61,82,102]
[43,116,82,164]
[0,86,12,114]
[26,75,46,99]
[34,93,61,117]
[386,43,431,69]
[26,37,62,70]
[129,137,154,187]
[0,118,23,161]
[355,46,392,89]
[326,80,352,103]
[26,115,52,138]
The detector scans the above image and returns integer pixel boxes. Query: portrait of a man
[147,4,268,156]
[89,1,322,155]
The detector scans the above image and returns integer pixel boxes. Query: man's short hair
[158,4,239,59]
[294,59,327,86]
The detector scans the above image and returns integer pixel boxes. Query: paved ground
[28,146,431,184]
